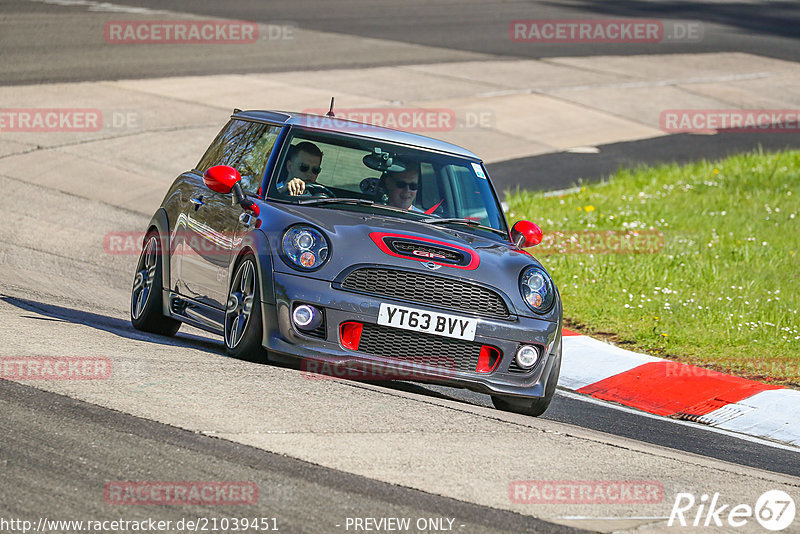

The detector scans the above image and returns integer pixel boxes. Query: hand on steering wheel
[303,182,335,198]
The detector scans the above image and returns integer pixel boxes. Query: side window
[196,120,280,195]
[450,165,492,224]
[234,125,280,194]
[196,119,250,172]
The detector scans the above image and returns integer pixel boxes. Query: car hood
[261,202,557,319]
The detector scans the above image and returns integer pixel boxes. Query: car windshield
[267,128,508,236]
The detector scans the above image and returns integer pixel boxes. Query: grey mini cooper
[131,109,562,416]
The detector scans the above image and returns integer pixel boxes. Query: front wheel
[492,344,561,417]
[224,253,268,363]
[131,231,181,336]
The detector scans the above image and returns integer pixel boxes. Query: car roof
[233,109,481,160]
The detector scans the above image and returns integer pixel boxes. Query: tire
[131,231,181,336]
[492,344,561,417]
[224,253,268,363]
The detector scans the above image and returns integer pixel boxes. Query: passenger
[381,164,423,212]
[282,141,323,195]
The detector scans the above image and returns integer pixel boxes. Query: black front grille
[357,323,481,373]
[307,317,327,339]
[507,357,532,374]
[341,268,509,318]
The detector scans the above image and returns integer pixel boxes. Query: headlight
[519,265,555,313]
[281,226,330,271]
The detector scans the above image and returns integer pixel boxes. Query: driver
[281,141,323,196]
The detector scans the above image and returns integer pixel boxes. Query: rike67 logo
[669,490,795,531]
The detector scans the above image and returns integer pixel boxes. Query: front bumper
[262,271,562,399]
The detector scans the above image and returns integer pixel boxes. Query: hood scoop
[385,237,470,267]
[369,232,480,270]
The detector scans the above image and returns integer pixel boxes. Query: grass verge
[506,149,800,386]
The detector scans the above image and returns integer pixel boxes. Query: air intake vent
[384,237,469,266]
[390,240,463,263]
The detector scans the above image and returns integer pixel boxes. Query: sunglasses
[298,163,322,175]
[392,180,419,191]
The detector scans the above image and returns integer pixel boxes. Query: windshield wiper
[296,198,414,215]
[420,217,507,237]
[297,198,375,206]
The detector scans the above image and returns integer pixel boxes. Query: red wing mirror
[511,220,543,248]
[203,165,241,194]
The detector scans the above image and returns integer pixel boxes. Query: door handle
[190,196,204,212]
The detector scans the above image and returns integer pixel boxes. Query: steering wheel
[303,182,335,198]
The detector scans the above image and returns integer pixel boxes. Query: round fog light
[516,345,540,369]
[292,304,322,330]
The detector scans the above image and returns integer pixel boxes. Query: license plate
[377,303,477,341]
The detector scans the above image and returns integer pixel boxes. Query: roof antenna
[326,97,335,118]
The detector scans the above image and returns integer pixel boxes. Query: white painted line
[476,88,535,98]
[549,72,772,93]
[565,146,600,154]
[559,516,669,520]
[27,0,169,14]
[557,389,800,452]
[710,389,800,447]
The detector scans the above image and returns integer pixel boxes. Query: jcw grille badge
[412,249,447,260]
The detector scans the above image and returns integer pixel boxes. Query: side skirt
[166,291,225,336]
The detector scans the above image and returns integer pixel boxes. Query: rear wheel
[492,345,561,417]
[224,253,268,363]
[131,231,181,336]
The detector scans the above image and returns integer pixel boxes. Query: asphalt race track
[1,1,799,533]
